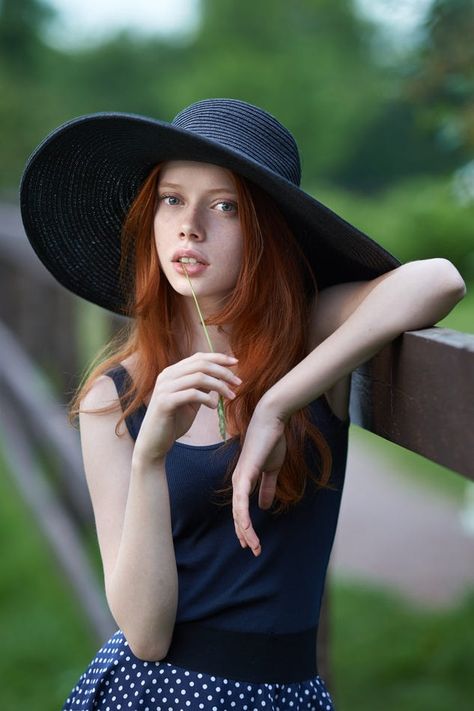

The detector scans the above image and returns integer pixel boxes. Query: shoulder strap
[104,364,147,441]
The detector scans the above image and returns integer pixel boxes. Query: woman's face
[154,160,243,309]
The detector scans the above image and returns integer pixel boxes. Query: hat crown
[172,98,301,186]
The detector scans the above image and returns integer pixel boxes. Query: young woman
[20,98,466,711]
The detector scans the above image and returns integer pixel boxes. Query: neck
[178,301,233,357]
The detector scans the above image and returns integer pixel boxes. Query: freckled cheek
[153,217,170,269]
[232,231,244,264]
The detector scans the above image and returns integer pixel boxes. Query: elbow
[106,596,174,662]
[432,258,467,297]
[118,615,175,661]
[125,630,172,662]
[127,639,169,662]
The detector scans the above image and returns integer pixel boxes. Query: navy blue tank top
[105,364,349,636]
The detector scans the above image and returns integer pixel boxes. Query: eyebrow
[158,182,237,195]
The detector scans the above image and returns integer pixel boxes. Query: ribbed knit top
[105,364,350,635]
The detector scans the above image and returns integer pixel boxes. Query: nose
[179,204,205,241]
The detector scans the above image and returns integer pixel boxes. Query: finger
[189,352,240,376]
[169,360,242,388]
[173,372,238,400]
[164,388,220,410]
[233,520,247,548]
[189,352,238,363]
[258,471,279,510]
[233,485,261,555]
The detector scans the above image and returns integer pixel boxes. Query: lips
[173,261,208,276]
[172,249,209,265]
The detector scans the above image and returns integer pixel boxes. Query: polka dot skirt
[62,630,335,711]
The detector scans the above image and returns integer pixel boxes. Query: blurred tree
[166,0,385,187]
[1,0,388,191]
[405,0,474,156]
[331,99,464,192]
[0,0,63,194]
[0,0,54,75]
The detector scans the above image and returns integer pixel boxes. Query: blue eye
[160,194,180,206]
[217,201,237,213]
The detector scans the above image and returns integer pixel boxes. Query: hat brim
[20,112,401,315]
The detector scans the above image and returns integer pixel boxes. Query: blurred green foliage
[1,0,472,279]
[0,442,97,710]
[1,0,472,280]
[405,0,474,155]
[1,4,473,709]
[314,175,474,280]
[332,579,474,711]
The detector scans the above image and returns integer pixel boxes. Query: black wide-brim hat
[20,97,401,316]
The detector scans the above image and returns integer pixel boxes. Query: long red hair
[68,163,334,513]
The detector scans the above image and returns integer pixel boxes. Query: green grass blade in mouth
[181,264,227,441]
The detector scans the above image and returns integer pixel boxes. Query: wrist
[256,389,292,426]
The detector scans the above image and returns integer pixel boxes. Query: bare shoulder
[79,353,138,410]
[307,269,399,422]
[80,370,121,411]
[78,370,134,456]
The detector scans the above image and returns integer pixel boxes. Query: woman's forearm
[262,259,466,421]
[106,456,178,661]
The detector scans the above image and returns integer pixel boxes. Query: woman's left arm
[231,258,466,556]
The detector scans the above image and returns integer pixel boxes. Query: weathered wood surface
[0,392,116,643]
[0,201,51,279]
[0,201,81,397]
[0,321,92,523]
[350,327,474,480]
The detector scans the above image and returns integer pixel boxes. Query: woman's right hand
[132,352,241,466]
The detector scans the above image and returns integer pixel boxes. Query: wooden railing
[318,323,474,684]
[1,201,473,677]
[350,326,473,480]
